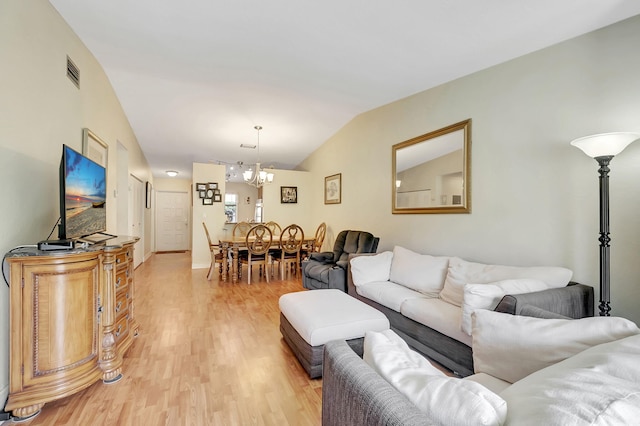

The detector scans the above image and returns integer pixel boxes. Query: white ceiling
[49,1,640,179]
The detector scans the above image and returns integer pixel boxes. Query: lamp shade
[570,132,639,158]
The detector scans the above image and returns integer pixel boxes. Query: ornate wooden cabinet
[4,237,139,420]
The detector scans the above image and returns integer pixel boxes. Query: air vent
[240,144,256,149]
[66,56,80,88]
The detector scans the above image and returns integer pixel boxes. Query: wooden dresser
[4,236,139,421]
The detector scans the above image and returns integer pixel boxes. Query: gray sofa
[347,263,594,377]
[302,230,379,292]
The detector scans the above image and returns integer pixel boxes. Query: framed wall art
[280,186,298,204]
[324,173,341,204]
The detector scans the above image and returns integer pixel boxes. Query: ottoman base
[280,313,364,379]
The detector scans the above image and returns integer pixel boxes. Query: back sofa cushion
[389,246,449,297]
[439,257,573,307]
[471,309,640,384]
[460,279,550,335]
[350,251,394,286]
[500,334,640,425]
[335,230,377,262]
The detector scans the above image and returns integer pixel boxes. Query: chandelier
[243,125,274,188]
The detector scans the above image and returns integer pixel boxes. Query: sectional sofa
[322,311,640,425]
[347,246,594,376]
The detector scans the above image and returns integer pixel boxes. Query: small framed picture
[202,197,213,205]
[196,182,207,191]
[199,190,207,199]
[208,182,218,190]
[280,186,298,204]
[206,189,214,198]
[213,193,222,202]
[324,173,341,204]
[213,189,221,195]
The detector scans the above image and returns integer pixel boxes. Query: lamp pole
[595,156,613,316]
[570,132,638,317]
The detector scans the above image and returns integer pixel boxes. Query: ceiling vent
[66,56,80,88]
[240,144,256,149]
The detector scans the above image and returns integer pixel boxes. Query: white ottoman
[279,289,390,378]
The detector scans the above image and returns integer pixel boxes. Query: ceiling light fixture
[243,125,274,187]
[166,170,178,177]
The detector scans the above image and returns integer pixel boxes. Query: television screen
[59,145,107,239]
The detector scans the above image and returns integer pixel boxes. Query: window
[225,193,238,223]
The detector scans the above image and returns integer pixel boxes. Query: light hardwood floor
[23,252,322,426]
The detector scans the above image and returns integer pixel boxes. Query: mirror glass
[392,119,471,214]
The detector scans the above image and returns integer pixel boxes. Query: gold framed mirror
[392,119,471,214]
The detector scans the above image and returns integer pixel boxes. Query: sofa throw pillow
[350,251,394,286]
[472,309,640,384]
[388,246,449,297]
[460,279,550,335]
[364,330,507,426]
[500,334,640,425]
[439,257,573,307]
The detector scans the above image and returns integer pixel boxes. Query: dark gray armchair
[302,230,379,292]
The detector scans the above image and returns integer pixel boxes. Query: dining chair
[202,222,225,280]
[272,224,304,278]
[265,221,282,235]
[302,222,326,259]
[238,224,273,284]
[232,221,252,238]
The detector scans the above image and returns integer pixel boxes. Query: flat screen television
[59,144,107,240]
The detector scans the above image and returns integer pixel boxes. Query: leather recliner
[302,230,379,292]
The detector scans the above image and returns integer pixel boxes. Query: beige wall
[300,15,640,324]
[192,163,228,269]
[0,0,152,405]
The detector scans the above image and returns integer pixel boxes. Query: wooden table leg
[232,247,239,283]
[221,244,228,283]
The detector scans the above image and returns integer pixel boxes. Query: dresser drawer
[115,269,129,293]
[115,293,129,321]
[114,314,129,345]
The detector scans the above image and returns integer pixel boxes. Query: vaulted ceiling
[49,1,640,179]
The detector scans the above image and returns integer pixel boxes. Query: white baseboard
[192,263,208,269]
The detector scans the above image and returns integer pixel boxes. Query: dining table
[219,234,315,283]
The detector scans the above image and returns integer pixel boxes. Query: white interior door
[156,191,190,251]
[129,175,144,268]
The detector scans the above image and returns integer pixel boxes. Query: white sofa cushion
[388,246,450,297]
[440,257,573,307]
[350,251,394,286]
[471,309,640,383]
[460,279,550,335]
[364,329,507,426]
[400,297,473,347]
[500,334,640,425]
[355,281,425,312]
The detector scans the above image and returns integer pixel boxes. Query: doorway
[155,191,190,252]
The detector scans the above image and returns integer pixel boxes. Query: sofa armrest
[322,340,428,426]
[494,282,594,318]
[309,251,334,263]
[335,260,348,270]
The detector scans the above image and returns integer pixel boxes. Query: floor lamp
[571,132,639,316]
